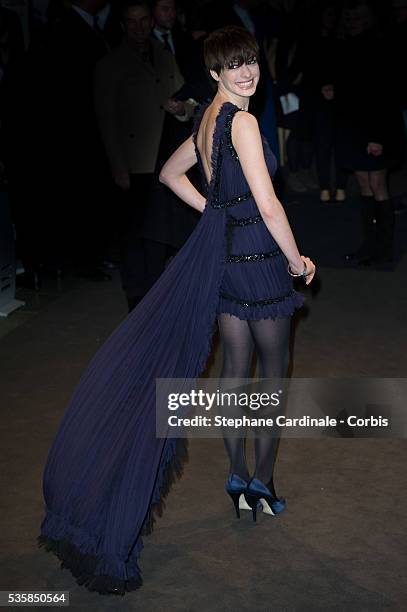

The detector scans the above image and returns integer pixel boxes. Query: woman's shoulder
[225,107,267,165]
[229,109,261,146]
[232,109,259,130]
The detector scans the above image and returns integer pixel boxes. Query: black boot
[15,264,42,291]
[371,199,395,264]
[344,195,376,263]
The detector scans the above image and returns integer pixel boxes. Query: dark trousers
[286,134,313,173]
[119,173,169,299]
[37,161,111,273]
[284,108,314,173]
[65,174,111,272]
[312,107,347,190]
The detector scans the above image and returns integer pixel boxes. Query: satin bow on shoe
[245,477,286,522]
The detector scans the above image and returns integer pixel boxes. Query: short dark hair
[203,26,259,75]
[121,0,152,16]
[151,0,174,8]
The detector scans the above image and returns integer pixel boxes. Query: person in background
[0,6,34,286]
[151,0,212,102]
[0,7,24,169]
[388,0,407,211]
[273,6,318,195]
[146,0,211,290]
[323,1,405,266]
[300,2,347,203]
[39,0,122,281]
[94,0,195,312]
[0,4,24,82]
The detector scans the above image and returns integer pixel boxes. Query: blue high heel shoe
[245,477,286,522]
[225,474,267,518]
[225,474,248,518]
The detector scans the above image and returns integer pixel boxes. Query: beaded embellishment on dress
[225,248,283,264]
[219,289,295,308]
[227,214,263,226]
[212,191,252,209]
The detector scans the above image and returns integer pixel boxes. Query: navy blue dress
[193,102,304,320]
[37,101,304,595]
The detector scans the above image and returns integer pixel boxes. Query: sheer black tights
[218,313,291,484]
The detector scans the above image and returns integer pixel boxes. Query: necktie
[93,15,110,51]
[161,32,173,53]
[93,15,103,36]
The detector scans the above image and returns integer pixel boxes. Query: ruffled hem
[217,290,305,321]
[37,534,142,595]
[141,438,188,535]
[37,438,188,595]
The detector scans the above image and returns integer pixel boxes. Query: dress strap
[223,105,241,161]
[192,101,242,201]
[209,103,242,203]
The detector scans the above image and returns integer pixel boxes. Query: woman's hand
[289,256,316,285]
[302,256,316,285]
[367,142,383,156]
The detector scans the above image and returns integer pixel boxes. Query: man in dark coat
[146,0,211,283]
[151,0,213,102]
[41,0,122,280]
[94,0,197,311]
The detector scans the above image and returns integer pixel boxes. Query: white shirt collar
[72,3,111,30]
[153,27,175,53]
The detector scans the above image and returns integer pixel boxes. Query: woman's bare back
[195,104,224,186]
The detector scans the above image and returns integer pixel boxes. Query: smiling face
[123,5,153,45]
[204,26,260,104]
[153,0,177,30]
[344,4,374,37]
[210,56,260,100]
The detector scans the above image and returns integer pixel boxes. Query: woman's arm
[232,111,315,281]
[159,135,206,213]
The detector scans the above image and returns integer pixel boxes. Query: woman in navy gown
[37,26,315,595]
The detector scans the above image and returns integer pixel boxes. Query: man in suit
[151,0,212,102]
[94,0,194,311]
[147,0,211,281]
[41,0,122,281]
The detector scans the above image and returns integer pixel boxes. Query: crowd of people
[0,0,406,308]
